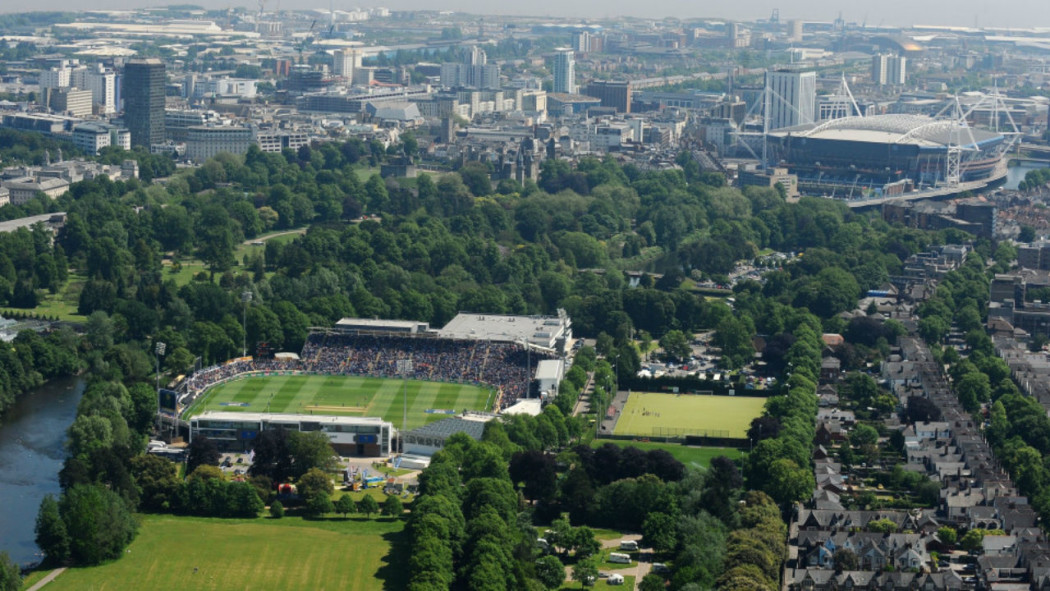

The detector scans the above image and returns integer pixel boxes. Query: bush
[269,500,284,519]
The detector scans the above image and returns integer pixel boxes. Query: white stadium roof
[768,114,1003,149]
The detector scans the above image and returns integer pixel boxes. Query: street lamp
[241,290,253,357]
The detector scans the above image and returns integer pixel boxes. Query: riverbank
[0,377,85,567]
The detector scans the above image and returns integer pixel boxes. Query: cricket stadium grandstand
[164,311,571,457]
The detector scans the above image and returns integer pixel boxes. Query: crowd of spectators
[178,332,552,412]
[301,332,552,409]
[180,358,303,406]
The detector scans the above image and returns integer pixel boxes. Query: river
[1005,162,1048,190]
[0,377,84,567]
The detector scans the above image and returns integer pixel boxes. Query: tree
[196,204,237,273]
[35,495,69,565]
[59,484,138,565]
[535,555,565,590]
[832,548,859,573]
[570,526,602,559]
[849,424,879,448]
[509,450,558,503]
[357,494,379,518]
[956,372,991,412]
[866,518,898,533]
[335,494,356,518]
[306,492,334,518]
[297,467,334,503]
[382,494,403,517]
[130,454,180,512]
[643,512,678,553]
[269,499,284,518]
[960,529,987,551]
[288,431,337,477]
[639,574,665,591]
[937,526,958,547]
[572,556,599,588]
[249,428,294,482]
[659,329,692,361]
[186,436,220,476]
[0,552,20,591]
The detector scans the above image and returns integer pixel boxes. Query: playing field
[184,374,493,431]
[613,392,765,439]
[44,513,407,591]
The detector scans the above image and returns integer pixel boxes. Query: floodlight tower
[241,290,253,357]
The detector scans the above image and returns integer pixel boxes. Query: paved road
[25,568,65,591]
[241,228,306,245]
[571,372,595,417]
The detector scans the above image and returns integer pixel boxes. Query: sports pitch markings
[185,374,493,431]
[613,392,766,439]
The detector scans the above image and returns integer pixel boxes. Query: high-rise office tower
[440,46,500,90]
[123,58,166,148]
[78,65,117,114]
[764,70,816,130]
[333,49,361,79]
[872,54,907,86]
[467,45,486,66]
[552,48,576,94]
[39,68,71,90]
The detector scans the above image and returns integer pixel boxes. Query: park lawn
[354,166,381,182]
[160,230,305,288]
[4,272,88,323]
[19,570,50,590]
[597,549,636,570]
[589,440,744,471]
[186,374,493,431]
[589,528,624,541]
[613,392,765,439]
[234,229,306,261]
[44,513,407,591]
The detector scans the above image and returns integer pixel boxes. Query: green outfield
[43,513,407,591]
[613,392,765,439]
[184,374,493,431]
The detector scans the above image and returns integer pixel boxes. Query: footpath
[25,567,65,591]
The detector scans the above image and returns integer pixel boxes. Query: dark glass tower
[123,58,166,148]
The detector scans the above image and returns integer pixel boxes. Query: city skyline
[1,0,1047,29]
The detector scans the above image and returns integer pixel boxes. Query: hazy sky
[3,0,1048,30]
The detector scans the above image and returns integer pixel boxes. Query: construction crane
[297,19,317,64]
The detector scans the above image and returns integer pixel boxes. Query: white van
[608,552,631,564]
[619,540,638,551]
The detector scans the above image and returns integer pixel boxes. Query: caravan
[608,552,631,564]
[619,540,638,551]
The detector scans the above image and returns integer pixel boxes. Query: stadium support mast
[762,85,770,170]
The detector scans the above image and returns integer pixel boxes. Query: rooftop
[769,114,1003,149]
[404,416,489,440]
[437,312,570,348]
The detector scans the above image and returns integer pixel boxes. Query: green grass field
[185,374,493,431]
[43,513,407,591]
[613,392,765,439]
[590,440,744,471]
